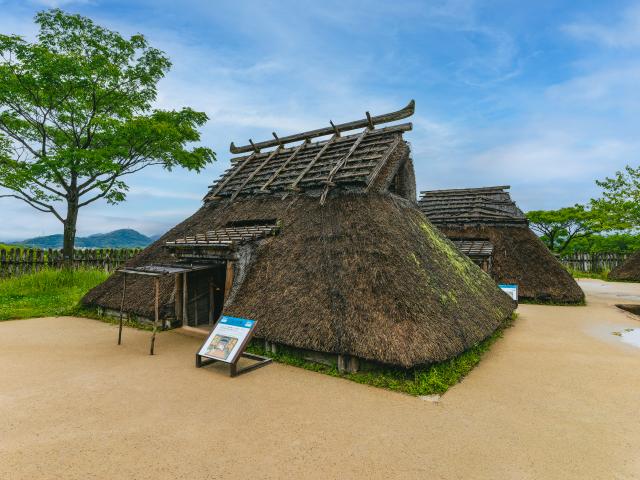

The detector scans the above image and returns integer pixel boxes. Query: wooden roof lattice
[119,264,213,276]
[419,186,528,227]
[205,101,415,202]
[166,224,280,250]
[451,239,494,258]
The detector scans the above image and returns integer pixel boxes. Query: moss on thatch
[438,225,584,304]
[83,192,515,368]
[609,251,640,281]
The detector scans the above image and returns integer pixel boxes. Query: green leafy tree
[0,10,215,263]
[526,205,607,254]
[591,165,640,228]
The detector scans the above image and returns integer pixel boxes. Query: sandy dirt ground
[1,278,640,479]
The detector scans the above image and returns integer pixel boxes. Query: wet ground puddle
[611,328,640,348]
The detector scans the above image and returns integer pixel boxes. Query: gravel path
[1,278,639,479]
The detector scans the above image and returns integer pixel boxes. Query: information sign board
[499,284,518,301]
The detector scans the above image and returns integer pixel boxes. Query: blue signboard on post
[499,284,518,302]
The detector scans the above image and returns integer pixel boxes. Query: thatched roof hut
[609,252,640,281]
[83,102,516,368]
[419,186,584,304]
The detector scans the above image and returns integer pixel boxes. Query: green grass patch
[247,314,516,396]
[0,268,110,321]
[565,267,610,281]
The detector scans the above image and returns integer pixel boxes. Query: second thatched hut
[419,186,584,304]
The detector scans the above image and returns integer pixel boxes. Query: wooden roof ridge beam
[289,133,339,190]
[230,145,283,201]
[320,127,371,205]
[229,100,415,154]
[206,150,259,200]
[419,185,511,196]
[261,140,308,191]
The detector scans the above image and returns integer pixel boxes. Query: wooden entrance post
[224,261,234,299]
[175,273,183,324]
[182,272,189,327]
[118,273,127,345]
[208,277,215,325]
[150,277,160,355]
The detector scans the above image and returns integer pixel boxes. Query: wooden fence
[0,247,141,278]
[559,253,629,273]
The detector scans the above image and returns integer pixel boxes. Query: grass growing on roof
[247,313,516,396]
[0,268,110,321]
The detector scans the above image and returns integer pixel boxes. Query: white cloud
[28,0,91,7]
[563,4,640,48]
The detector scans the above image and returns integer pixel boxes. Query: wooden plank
[230,100,415,154]
[207,151,259,199]
[319,128,371,205]
[261,140,308,190]
[289,134,339,189]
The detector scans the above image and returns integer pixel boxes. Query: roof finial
[272,132,283,147]
[248,139,259,153]
[330,120,341,137]
[366,111,374,129]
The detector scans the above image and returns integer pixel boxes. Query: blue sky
[1,0,639,240]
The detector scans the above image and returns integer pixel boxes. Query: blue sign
[220,316,255,329]
[499,284,518,301]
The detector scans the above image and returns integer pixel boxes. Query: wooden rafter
[230,145,282,200]
[365,134,401,191]
[289,134,338,190]
[260,140,308,191]
[207,151,259,199]
[319,128,371,205]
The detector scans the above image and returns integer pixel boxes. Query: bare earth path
[1,278,639,479]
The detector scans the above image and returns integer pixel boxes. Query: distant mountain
[13,229,156,249]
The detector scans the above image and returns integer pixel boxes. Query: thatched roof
[83,193,515,367]
[83,102,517,367]
[418,186,583,303]
[206,101,416,203]
[419,186,527,227]
[609,251,640,281]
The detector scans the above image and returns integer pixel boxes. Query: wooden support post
[118,273,127,345]
[224,261,234,300]
[175,273,183,324]
[150,277,159,355]
[208,277,215,325]
[182,272,188,327]
[347,356,359,373]
[337,354,346,373]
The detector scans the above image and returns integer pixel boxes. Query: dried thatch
[419,186,584,304]
[83,193,515,367]
[83,103,517,367]
[609,252,640,281]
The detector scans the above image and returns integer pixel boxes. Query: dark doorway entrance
[183,263,227,330]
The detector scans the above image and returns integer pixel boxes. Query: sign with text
[499,284,518,301]
[198,316,256,364]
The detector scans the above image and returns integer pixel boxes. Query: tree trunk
[62,197,79,268]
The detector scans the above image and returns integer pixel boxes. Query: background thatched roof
[609,251,640,281]
[419,186,527,227]
[436,225,584,303]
